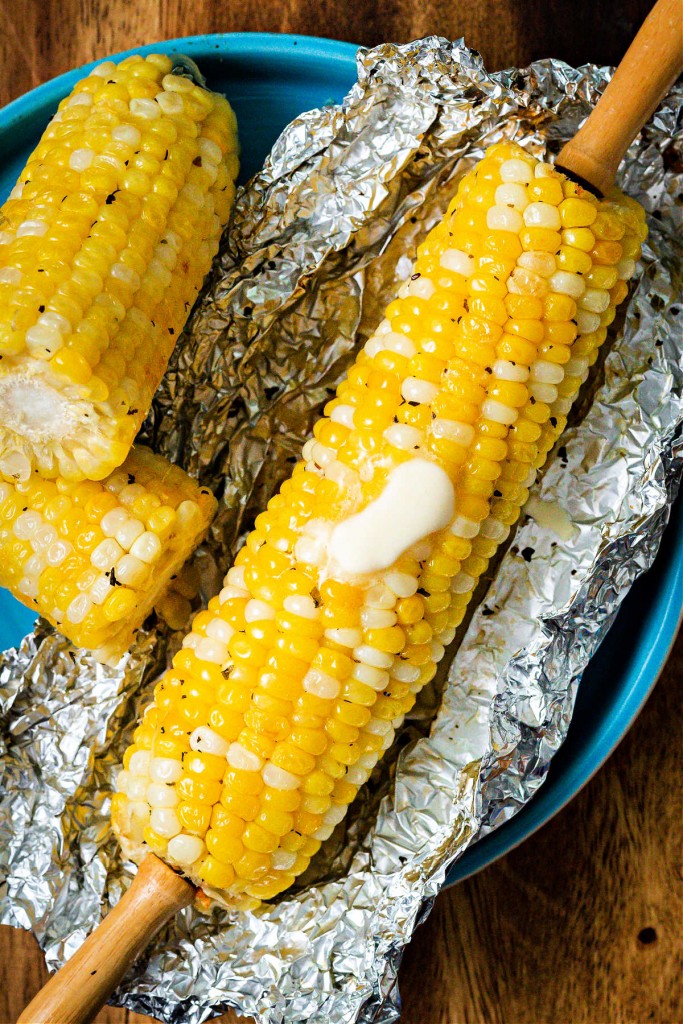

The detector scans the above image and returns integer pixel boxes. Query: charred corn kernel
[0,445,214,662]
[113,144,645,913]
[0,55,239,484]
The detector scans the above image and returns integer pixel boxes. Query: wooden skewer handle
[16,855,195,1024]
[557,0,683,194]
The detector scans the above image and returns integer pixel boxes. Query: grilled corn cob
[0,53,238,484]
[0,445,216,663]
[112,142,646,909]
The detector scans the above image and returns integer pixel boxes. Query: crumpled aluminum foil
[1,36,681,1024]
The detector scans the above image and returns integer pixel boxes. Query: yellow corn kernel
[198,856,236,890]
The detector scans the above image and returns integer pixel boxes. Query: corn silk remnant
[1,37,681,1024]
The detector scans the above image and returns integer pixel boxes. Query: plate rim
[1,30,681,887]
[0,32,360,129]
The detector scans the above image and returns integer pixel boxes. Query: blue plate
[1,34,680,884]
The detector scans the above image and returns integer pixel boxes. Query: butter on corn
[112,142,646,909]
[0,445,216,663]
[0,53,239,484]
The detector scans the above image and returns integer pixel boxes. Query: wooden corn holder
[16,2,683,1022]
[17,856,194,1024]
[556,0,682,193]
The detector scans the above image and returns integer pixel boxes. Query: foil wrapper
[1,36,681,1024]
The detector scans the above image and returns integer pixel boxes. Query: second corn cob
[0,445,216,663]
[112,142,646,909]
[0,53,238,484]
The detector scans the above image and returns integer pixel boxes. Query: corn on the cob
[112,142,646,909]
[0,54,239,484]
[0,445,216,663]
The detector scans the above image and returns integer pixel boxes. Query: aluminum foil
[1,36,682,1024]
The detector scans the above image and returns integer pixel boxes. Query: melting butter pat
[524,494,578,541]
[328,459,455,576]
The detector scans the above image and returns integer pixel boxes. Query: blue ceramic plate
[1,34,681,886]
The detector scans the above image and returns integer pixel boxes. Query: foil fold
[1,36,681,1024]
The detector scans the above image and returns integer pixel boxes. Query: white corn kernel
[330,404,355,427]
[66,594,92,624]
[487,205,524,233]
[226,566,248,591]
[404,275,435,299]
[345,764,371,786]
[529,382,558,403]
[365,331,415,359]
[127,775,149,801]
[129,750,151,775]
[524,202,561,230]
[431,419,475,446]
[365,717,392,735]
[439,248,476,276]
[17,219,48,237]
[451,572,476,594]
[479,517,509,542]
[194,637,229,665]
[517,251,556,277]
[101,508,129,538]
[579,288,610,313]
[130,97,161,119]
[294,536,325,565]
[114,554,148,588]
[493,359,529,382]
[46,540,72,567]
[617,258,636,281]
[272,849,297,871]
[384,571,418,598]
[13,511,41,539]
[147,782,179,808]
[364,583,396,609]
[548,271,585,298]
[190,726,229,757]
[449,515,480,539]
[530,360,564,384]
[155,91,184,115]
[149,757,183,784]
[303,668,340,699]
[112,124,141,146]
[499,158,533,183]
[262,763,301,790]
[227,743,263,772]
[150,808,181,838]
[167,834,205,865]
[401,377,438,404]
[575,309,601,333]
[352,662,390,689]
[353,645,394,669]
[383,424,422,451]
[89,575,111,605]
[390,661,420,683]
[244,599,276,622]
[69,149,94,172]
[283,594,319,618]
[325,627,363,648]
[205,618,235,644]
[495,183,529,210]
[129,531,162,564]
[482,399,518,425]
[360,607,396,629]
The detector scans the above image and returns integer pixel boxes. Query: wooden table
[2,2,681,1022]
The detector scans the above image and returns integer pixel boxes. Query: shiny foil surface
[1,37,681,1024]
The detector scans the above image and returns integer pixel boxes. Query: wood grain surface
[1,1,681,1023]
